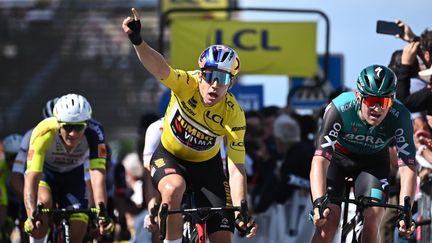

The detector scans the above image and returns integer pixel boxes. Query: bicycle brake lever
[159,203,169,240]
[403,196,412,229]
[150,203,160,225]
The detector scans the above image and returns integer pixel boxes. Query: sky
[237,0,431,108]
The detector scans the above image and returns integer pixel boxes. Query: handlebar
[158,200,251,240]
[32,202,106,225]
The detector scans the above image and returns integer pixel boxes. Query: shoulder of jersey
[32,117,58,138]
[225,92,243,112]
[388,99,410,118]
[86,118,105,140]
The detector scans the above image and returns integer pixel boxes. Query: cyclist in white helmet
[23,94,113,242]
[122,8,256,243]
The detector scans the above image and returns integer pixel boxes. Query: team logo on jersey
[154,158,165,168]
[187,97,197,108]
[170,111,216,151]
[204,110,224,128]
[98,144,107,158]
[320,123,341,150]
[394,128,410,156]
[230,141,245,152]
[181,101,197,116]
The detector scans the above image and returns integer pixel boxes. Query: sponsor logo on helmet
[170,110,216,151]
[374,66,384,79]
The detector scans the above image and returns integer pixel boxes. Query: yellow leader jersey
[160,67,246,164]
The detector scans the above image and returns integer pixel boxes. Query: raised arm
[122,8,170,80]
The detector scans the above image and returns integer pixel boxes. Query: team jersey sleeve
[27,119,57,172]
[160,67,199,95]
[85,121,107,170]
[12,129,32,174]
[226,105,246,164]
[394,110,416,167]
[143,119,163,167]
[314,103,343,161]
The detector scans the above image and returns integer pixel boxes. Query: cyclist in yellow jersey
[23,94,113,242]
[122,8,257,243]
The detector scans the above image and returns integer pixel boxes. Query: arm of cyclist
[229,162,257,238]
[89,168,114,235]
[23,171,45,237]
[397,165,417,237]
[144,164,160,232]
[309,155,331,226]
[122,7,170,80]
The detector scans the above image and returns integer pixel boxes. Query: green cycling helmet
[356,65,397,97]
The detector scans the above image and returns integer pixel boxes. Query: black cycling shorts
[41,164,87,209]
[327,147,390,206]
[151,144,235,234]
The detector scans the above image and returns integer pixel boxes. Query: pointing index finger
[131,8,140,21]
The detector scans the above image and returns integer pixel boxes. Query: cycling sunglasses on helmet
[60,122,87,133]
[202,70,232,86]
[362,95,393,109]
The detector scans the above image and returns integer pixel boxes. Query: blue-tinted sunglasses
[202,70,232,86]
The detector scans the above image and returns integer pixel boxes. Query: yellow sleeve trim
[90,158,106,170]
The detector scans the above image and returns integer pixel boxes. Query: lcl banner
[170,20,317,76]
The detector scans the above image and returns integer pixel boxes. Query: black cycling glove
[127,19,143,45]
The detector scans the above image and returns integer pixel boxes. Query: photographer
[393,20,432,112]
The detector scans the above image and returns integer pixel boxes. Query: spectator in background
[273,114,314,204]
[260,106,280,157]
[394,20,432,112]
[121,152,151,242]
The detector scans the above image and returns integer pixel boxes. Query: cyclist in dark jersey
[310,65,417,243]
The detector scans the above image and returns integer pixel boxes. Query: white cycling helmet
[3,133,23,154]
[54,94,92,123]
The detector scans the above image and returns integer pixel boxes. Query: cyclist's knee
[158,175,185,205]
[364,207,384,225]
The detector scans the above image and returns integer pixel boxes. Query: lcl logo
[214,29,281,51]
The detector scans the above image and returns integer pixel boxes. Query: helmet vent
[221,52,229,62]
[363,75,371,88]
[212,48,218,61]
